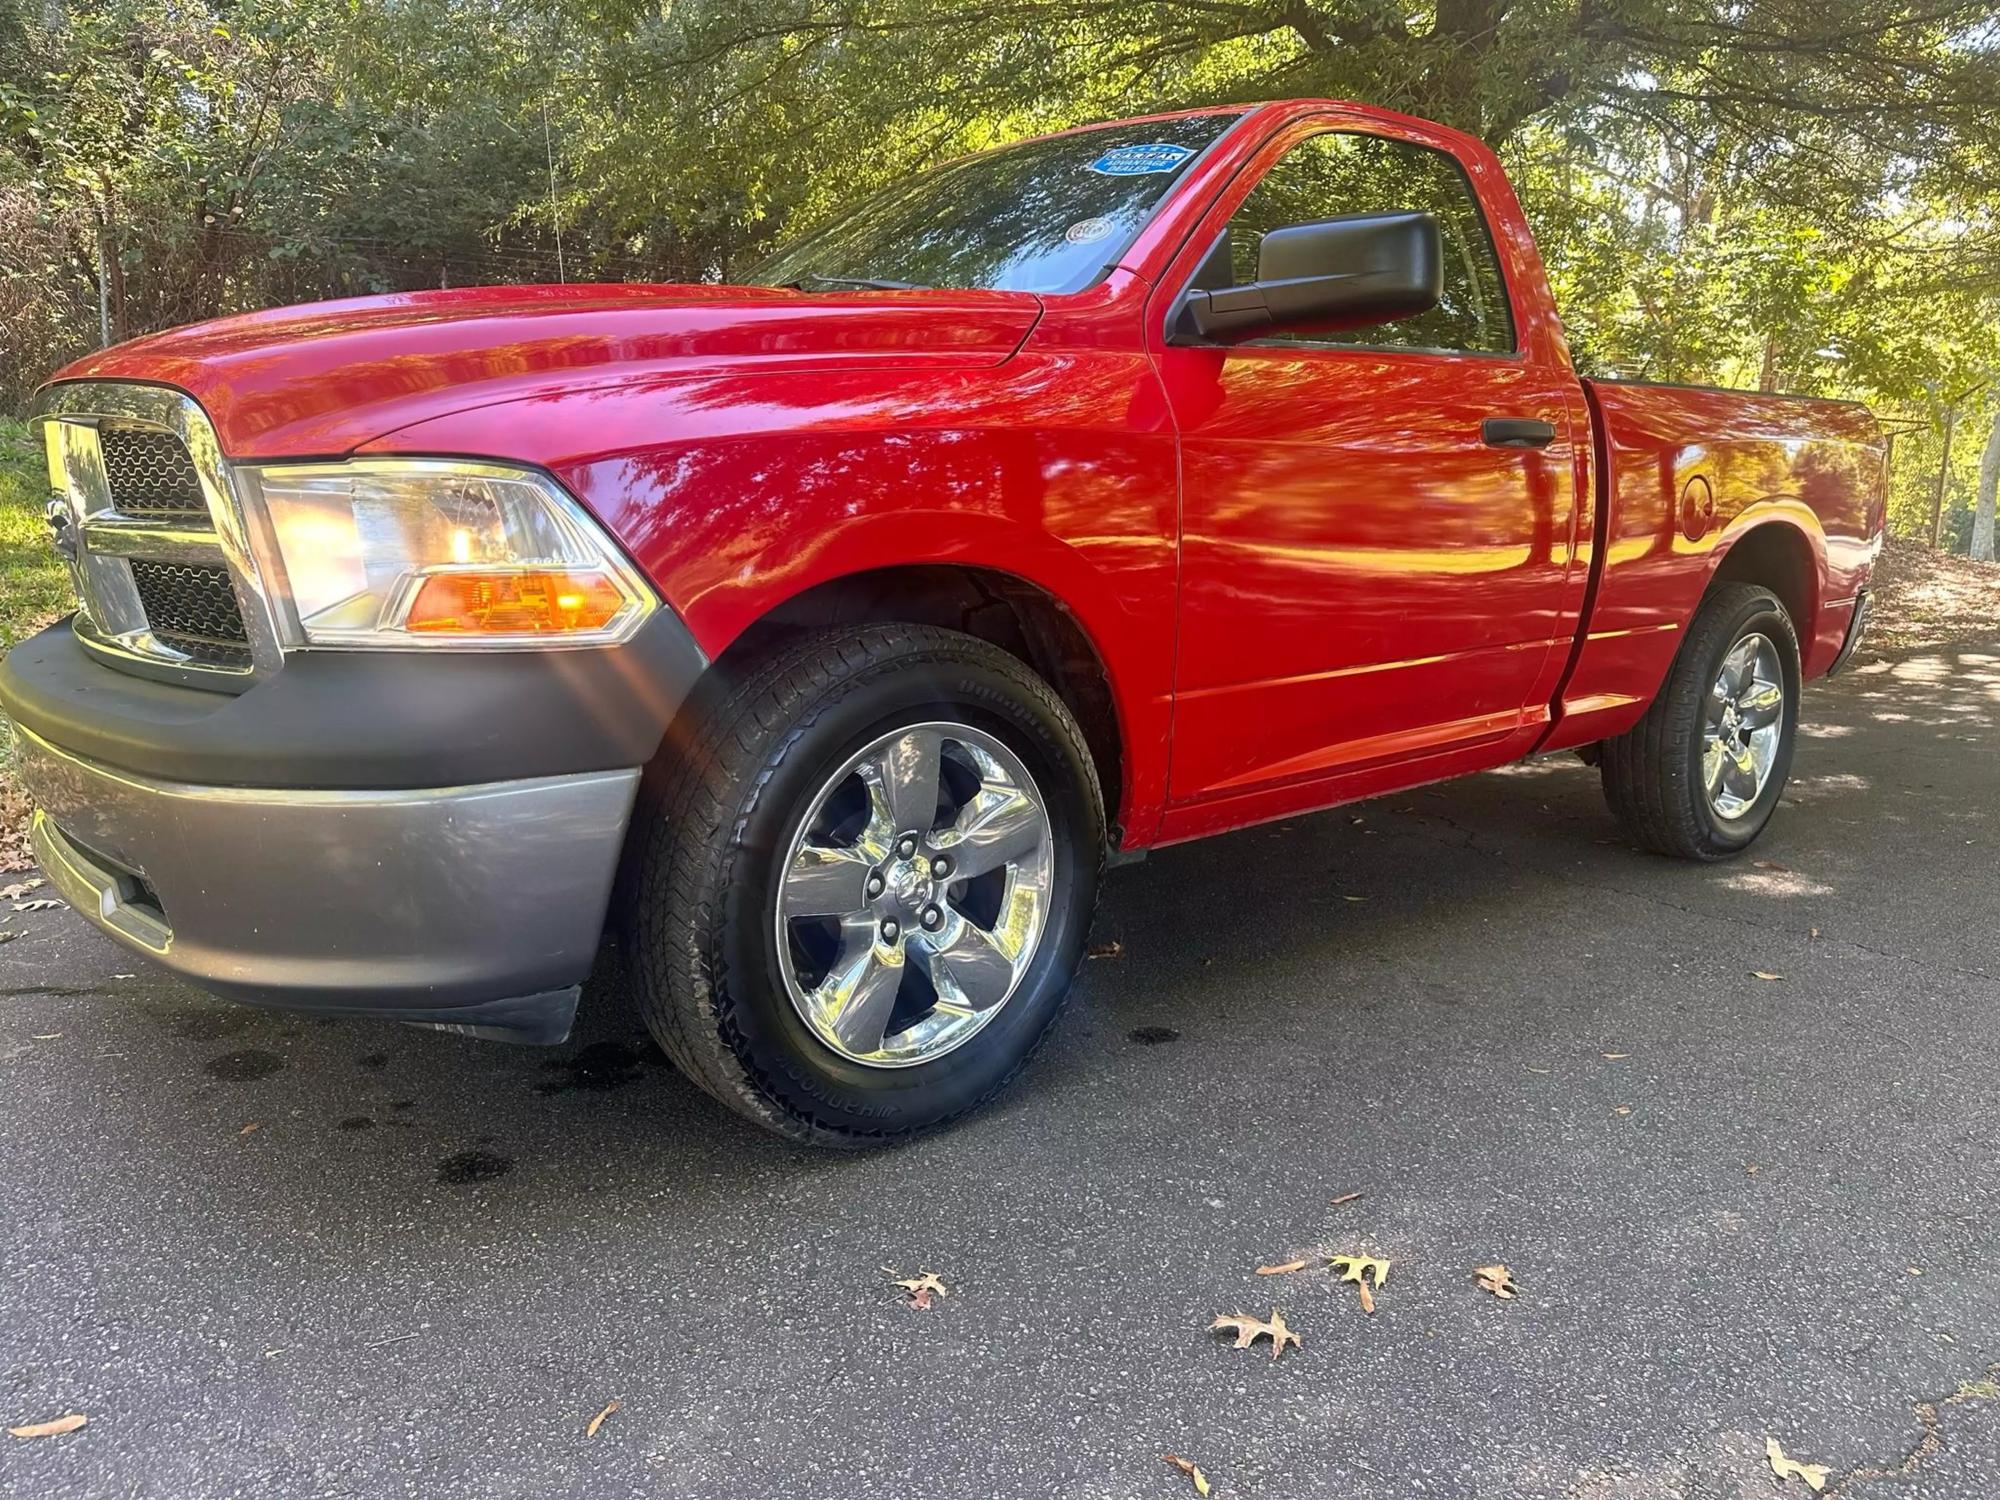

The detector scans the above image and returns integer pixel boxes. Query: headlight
[237,460,654,648]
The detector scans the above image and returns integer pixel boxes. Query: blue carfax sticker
[1087,142,1195,176]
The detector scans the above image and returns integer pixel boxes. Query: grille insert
[127,558,251,667]
[100,428,207,516]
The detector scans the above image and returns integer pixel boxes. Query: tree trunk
[1973,407,2000,563]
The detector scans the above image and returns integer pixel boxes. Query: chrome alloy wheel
[1702,632,1785,821]
[773,721,1055,1068]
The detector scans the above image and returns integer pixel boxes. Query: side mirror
[1170,211,1444,343]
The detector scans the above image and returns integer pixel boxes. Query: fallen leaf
[1163,1454,1212,1495]
[1473,1264,1520,1300]
[1087,939,1123,960]
[1329,1192,1362,1206]
[1754,859,1792,873]
[889,1270,947,1308]
[1523,1064,1551,1075]
[0,879,42,900]
[1329,1254,1389,1288]
[1612,1105,1632,1117]
[1751,971,1785,981]
[1746,1162,1760,1176]
[1602,1052,1630,1060]
[1765,1436,1830,1491]
[1255,1259,1307,1276]
[11,900,63,913]
[1356,1281,1375,1314]
[239,1122,262,1136]
[585,1400,620,1438]
[1210,1307,1300,1360]
[1341,895,1368,903]
[8,1414,86,1439]
[0,932,15,946]
[1810,927,1821,940]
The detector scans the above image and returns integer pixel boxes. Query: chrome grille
[99,428,207,516]
[38,383,283,689]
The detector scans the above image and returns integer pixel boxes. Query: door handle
[1482,417,1558,449]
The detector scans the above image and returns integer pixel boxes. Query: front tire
[627,624,1104,1146]
[1600,583,1800,860]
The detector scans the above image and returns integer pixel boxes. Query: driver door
[1156,124,1581,810]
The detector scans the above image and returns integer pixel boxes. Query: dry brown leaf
[1765,1436,1830,1492]
[12,899,63,913]
[1329,1254,1389,1288]
[1751,971,1785,981]
[1810,927,1821,940]
[239,1122,262,1136]
[1612,1105,1632,1117]
[1329,1192,1362,1206]
[1210,1307,1300,1360]
[1754,859,1792,873]
[1746,1162,1760,1175]
[1356,1281,1375,1315]
[1473,1264,1520,1300]
[889,1271,947,1308]
[1255,1259,1307,1276]
[1087,939,1124,960]
[585,1400,620,1438]
[1163,1455,1212,1495]
[8,1414,86,1439]
[0,879,42,901]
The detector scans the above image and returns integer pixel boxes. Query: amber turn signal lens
[403,569,626,635]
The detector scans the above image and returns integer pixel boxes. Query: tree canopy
[3,0,1997,544]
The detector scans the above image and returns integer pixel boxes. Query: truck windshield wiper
[780,274,931,292]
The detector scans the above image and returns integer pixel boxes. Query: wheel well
[1709,523,1816,644]
[716,566,1126,836]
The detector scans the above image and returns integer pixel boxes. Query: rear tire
[1600,583,1800,860]
[626,624,1103,1146]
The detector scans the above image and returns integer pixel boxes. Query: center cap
[889,859,931,907]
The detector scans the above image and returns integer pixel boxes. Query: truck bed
[1540,379,1886,754]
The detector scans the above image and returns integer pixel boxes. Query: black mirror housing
[1170,210,1444,343]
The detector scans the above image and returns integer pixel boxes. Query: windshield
[754,114,1238,296]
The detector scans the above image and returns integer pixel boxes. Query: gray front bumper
[15,723,638,1043]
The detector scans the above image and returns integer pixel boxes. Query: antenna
[543,99,567,284]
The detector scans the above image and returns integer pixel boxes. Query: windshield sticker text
[1087,143,1195,176]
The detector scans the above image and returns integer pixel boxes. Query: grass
[1,415,68,869]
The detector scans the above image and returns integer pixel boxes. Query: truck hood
[43,283,1044,459]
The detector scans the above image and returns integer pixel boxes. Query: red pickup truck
[6,100,1882,1144]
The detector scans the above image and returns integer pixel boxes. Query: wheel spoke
[937,786,1044,879]
[1737,681,1783,729]
[781,842,875,919]
[913,918,1018,1010]
[869,727,943,836]
[1724,741,1759,802]
[810,922,906,1057]
[1702,738,1728,801]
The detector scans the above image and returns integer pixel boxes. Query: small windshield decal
[1087,142,1196,176]
[1064,216,1117,244]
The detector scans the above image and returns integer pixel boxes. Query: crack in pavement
[1827,1360,2000,1496]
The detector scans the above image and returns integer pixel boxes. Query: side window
[1222,131,1515,354]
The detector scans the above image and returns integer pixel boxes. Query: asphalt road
[3,644,1998,1500]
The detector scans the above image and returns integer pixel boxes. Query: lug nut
[881,918,900,942]
[865,874,885,898]
[897,837,917,858]
[921,905,943,929]
[931,856,951,878]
